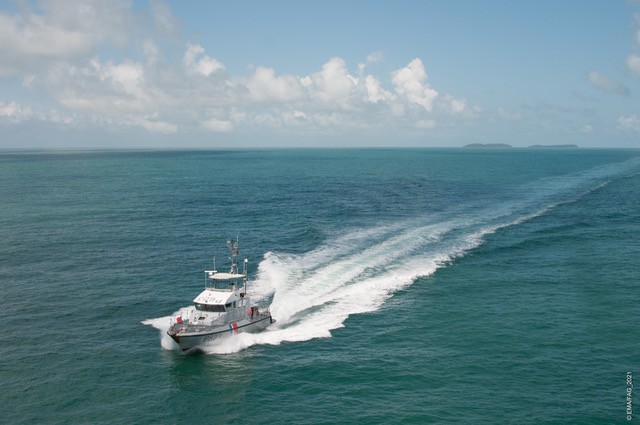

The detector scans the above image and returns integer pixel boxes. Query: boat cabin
[192,270,248,314]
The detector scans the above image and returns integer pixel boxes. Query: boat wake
[144,157,640,354]
[142,307,192,351]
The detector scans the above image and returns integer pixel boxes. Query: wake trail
[144,156,640,354]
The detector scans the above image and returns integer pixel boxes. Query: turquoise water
[1,148,639,424]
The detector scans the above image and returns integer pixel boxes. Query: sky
[1,0,640,149]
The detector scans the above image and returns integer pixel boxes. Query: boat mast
[243,258,248,295]
[227,237,239,274]
[227,237,248,294]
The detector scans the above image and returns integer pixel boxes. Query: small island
[528,144,579,149]
[463,143,513,148]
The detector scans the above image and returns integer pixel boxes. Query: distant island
[463,143,513,148]
[462,143,579,149]
[528,144,579,149]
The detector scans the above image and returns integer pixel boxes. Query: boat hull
[168,315,273,353]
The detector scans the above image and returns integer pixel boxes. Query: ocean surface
[1,148,639,424]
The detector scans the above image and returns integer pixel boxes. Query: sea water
[0,148,638,424]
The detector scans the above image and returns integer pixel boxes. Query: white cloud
[41,56,175,124]
[358,52,383,74]
[229,108,246,124]
[308,112,345,127]
[415,119,436,129]
[0,0,133,76]
[305,57,358,108]
[0,0,480,140]
[94,58,145,97]
[364,75,393,103]
[202,118,233,132]
[391,58,438,111]
[142,39,160,65]
[617,114,640,132]
[0,101,33,123]
[441,94,466,114]
[366,51,384,64]
[11,48,468,137]
[244,66,305,102]
[150,0,179,37]
[135,117,178,134]
[390,103,405,117]
[183,43,225,76]
[588,71,630,95]
[627,54,640,78]
[358,51,384,74]
[48,109,76,125]
[280,110,309,127]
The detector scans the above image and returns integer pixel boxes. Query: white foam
[141,307,192,351]
[155,213,552,354]
[143,157,640,354]
[204,217,500,353]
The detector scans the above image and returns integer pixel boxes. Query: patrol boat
[167,239,274,353]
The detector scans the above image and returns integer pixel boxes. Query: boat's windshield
[205,278,242,291]
[194,303,226,312]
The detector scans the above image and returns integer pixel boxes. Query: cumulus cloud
[627,54,640,78]
[441,94,466,114]
[92,58,145,97]
[363,75,393,103]
[134,117,178,134]
[588,71,630,95]
[245,66,305,102]
[43,57,154,114]
[0,0,133,76]
[183,43,225,76]
[391,58,438,111]
[202,118,233,132]
[617,114,640,132]
[358,51,384,74]
[0,1,484,139]
[304,57,358,107]
[366,51,384,64]
[0,101,33,123]
[581,124,593,133]
[415,119,436,129]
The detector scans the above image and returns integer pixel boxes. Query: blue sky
[1,0,639,148]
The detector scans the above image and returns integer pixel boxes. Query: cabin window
[194,303,226,312]
[225,303,232,310]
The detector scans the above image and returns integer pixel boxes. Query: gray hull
[168,315,273,354]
